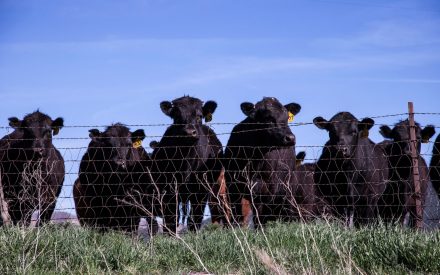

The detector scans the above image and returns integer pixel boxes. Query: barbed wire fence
[0,106,439,234]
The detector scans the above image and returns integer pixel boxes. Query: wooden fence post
[408,102,423,229]
[0,168,12,225]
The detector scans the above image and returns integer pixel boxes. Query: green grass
[0,222,439,274]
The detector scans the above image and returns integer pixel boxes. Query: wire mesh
[0,111,439,234]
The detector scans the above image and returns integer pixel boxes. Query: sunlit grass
[0,222,439,274]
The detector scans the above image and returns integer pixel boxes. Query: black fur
[0,111,65,226]
[430,134,440,197]
[314,112,389,226]
[223,97,309,227]
[151,96,223,233]
[379,120,435,226]
[73,124,151,232]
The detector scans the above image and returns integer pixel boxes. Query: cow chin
[31,148,47,159]
[283,138,295,147]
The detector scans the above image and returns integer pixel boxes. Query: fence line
[0,107,439,232]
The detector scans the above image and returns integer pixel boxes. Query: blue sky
[1,0,440,214]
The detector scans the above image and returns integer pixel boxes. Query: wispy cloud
[149,51,440,91]
[359,78,440,84]
[0,37,281,52]
[314,18,440,49]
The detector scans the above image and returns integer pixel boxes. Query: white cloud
[315,18,440,49]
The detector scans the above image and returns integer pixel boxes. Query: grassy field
[0,222,439,274]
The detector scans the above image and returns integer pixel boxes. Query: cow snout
[284,134,295,145]
[338,145,351,157]
[116,159,127,169]
[185,126,198,138]
[33,147,45,156]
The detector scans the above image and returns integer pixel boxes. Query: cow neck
[351,137,374,168]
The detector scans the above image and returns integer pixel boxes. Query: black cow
[0,111,65,226]
[430,134,440,197]
[379,120,435,226]
[313,112,389,226]
[150,96,223,234]
[73,124,151,232]
[224,97,310,227]
[294,151,328,219]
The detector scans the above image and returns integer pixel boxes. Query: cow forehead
[23,111,52,126]
[333,121,357,132]
[172,96,203,107]
[330,112,357,123]
[104,125,131,137]
[255,98,284,111]
[393,121,421,139]
[329,112,358,131]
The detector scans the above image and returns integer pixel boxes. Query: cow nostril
[189,129,197,137]
[284,135,295,144]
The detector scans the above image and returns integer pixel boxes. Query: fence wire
[0,112,439,234]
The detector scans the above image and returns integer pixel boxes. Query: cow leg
[210,171,231,226]
[187,195,207,232]
[160,191,178,235]
[402,211,411,227]
[365,196,380,225]
[8,202,22,226]
[224,181,242,226]
[241,197,253,228]
[37,201,56,226]
[162,210,178,235]
[254,202,275,229]
[145,216,159,235]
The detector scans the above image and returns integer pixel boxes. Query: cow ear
[132,129,146,142]
[160,101,173,117]
[359,118,374,130]
[421,125,436,143]
[285,103,301,116]
[313,117,329,130]
[203,101,217,122]
[295,151,306,167]
[240,102,255,117]
[149,140,159,149]
[51,117,64,136]
[88,129,101,141]
[8,117,22,129]
[379,125,393,139]
[358,118,374,139]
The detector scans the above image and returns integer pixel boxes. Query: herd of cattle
[0,96,439,234]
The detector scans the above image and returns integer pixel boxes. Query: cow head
[160,96,217,141]
[8,111,64,158]
[240,97,300,147]
[88,124,146,169]
[380,120,435,156]
[313,112,374,158]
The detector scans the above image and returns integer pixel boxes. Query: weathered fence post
[408,102,423,229]
[0,168,12,225]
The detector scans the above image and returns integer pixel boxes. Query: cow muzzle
[283,134,296,146]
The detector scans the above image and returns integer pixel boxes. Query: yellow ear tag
[133,139,142,149]
[288,112,294,123]
[205,113,213,122]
